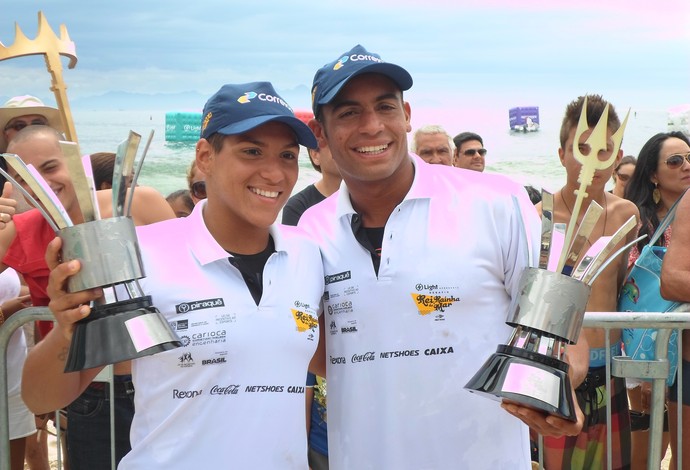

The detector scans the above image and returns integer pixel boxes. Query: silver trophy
[465,100,639,420]
[1,131,181,372]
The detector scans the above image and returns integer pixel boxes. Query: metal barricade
[3,309,689,469]
[1,307,56,470]
[536,310,690,470]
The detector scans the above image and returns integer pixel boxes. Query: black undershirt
[350,213,384,275]
[227,236,276,305]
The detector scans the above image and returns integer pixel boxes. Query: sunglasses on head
[463,148,487,157]
[191,181,207,199]
[615,172,631,182]
[664,152,690,170]
[3,118,48,133]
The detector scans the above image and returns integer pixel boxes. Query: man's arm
[661,191,690,301]
[21,237,104,414]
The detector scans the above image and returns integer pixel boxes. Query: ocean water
[70,107,673,199]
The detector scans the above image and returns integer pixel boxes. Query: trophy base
[464,345,577,421]
[64,296,181,372]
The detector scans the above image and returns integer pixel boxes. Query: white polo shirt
[119,200,323,469]
[299,155,540,470]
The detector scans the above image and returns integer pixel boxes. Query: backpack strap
[648,187,690,246]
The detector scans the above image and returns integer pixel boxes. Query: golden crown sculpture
[0,11,78,142]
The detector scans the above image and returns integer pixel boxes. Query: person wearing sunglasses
[0,95,64,154]
[610,155,637,198]
[186,160,207,204]
[623,130,690,467]
[452,131,486,172]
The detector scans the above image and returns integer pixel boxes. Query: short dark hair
[90,152,116,190]
[453,131,483,149]
[524,185,542,205]
[559,94,620,150]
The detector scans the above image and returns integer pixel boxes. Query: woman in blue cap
[22,82,325,469]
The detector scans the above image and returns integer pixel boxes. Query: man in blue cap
[24,82,327,468]
[299,44,588,469]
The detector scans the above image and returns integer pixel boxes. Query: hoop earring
[653,183,661,205]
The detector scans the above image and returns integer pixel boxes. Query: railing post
[0,307,54,470]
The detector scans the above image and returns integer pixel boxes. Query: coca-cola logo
[210,384,239,395]
[351,352,375,363]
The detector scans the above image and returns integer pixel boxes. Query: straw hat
[0,95,63,152]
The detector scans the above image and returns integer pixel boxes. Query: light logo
[333,55,349,70]
[237,91,258,104]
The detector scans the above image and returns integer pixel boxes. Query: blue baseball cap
[311,44,413,116]
[201,82,317,149]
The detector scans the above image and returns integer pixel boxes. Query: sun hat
[200,82,317,149]
[0,95,63,152]
[311,44,413,117]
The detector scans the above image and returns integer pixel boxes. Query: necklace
[560,191,608,246]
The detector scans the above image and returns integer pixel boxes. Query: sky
[2,0,689,133]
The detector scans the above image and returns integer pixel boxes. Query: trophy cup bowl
[465,267,591,421]
[59,217,181,372]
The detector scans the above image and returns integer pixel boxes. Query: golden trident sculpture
[0,11,78,143]
[556,97,630,273]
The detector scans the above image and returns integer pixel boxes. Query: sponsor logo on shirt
[379,349,420,359]
[244,385,285,393]
[411,294,460,315]
[325,271,351,285]
[291,309,318,333]
[173,389,202,399]
[330,356,346,364]
[202,357,227,366]
[175,298,225,314]
[178,351,194,368]
[327,300,353,316]
[215,313,237,324]
[170,319,188,331]
[210,384,240,395]
[351,351,375,363]
[424,346,455,356]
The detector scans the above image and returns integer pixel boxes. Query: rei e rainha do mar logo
[291,300,318,339]
[411,283,460,317]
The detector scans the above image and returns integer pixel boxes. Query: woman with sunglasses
[623,130,690,468]
[611,155,637,198]
[187,160,207,204]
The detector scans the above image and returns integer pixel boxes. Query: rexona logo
[411,294,460,315]
[173,389,202,399]
[291,309,318,333]
[325,271,351,285]
[176,298,225,314]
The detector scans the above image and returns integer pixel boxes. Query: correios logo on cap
[237,92,258,104]
[236,90,294,112]
[334,52,384,71]
[333,55,349,70]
